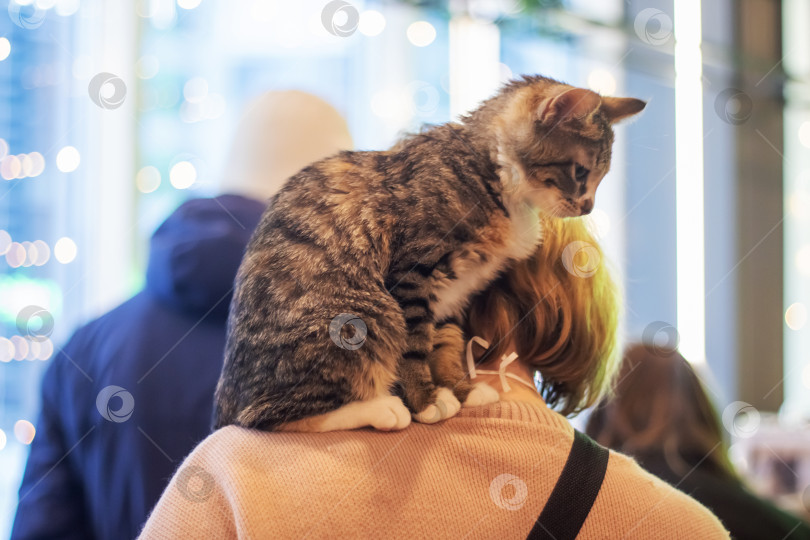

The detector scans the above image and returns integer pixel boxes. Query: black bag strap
[527,430,609,540]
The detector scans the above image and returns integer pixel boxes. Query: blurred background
[0,0,808,534]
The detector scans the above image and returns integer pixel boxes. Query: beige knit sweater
[139,400,729,539]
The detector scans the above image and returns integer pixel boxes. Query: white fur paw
[369,395,412,431]
[413,387,462,424]
[463,382,500,407]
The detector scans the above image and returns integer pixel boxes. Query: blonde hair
[464,215,621,416]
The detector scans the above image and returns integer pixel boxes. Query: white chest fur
[432,203,543,321]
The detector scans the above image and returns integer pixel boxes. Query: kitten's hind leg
[278,395,411,433]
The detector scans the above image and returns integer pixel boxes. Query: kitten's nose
[579,198,594,215]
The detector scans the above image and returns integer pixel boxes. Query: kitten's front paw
[413,387,461,424]
[369,395,412,431]
[463,381,500,407]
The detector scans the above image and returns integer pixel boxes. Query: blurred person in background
[586,344,810,540]
[11,91,353,540]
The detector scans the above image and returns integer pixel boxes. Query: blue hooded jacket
[11,195,266,540]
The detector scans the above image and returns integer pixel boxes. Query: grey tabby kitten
[213,75,645,432]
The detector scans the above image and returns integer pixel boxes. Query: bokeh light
[0,337,13,363]
[56,146,81,172]
[15,156,27,179]
[0,429,6,451]
[22,241,37,267]
[0,38,10,62]
[1,155,22,180]
[786,302,808,331]
[136,165,161,193]
[14,420,35,445]
[407,21,436,47]
[27,151,45,177]
[799,121,810,149]
[5,242,26,268]
[19,154,33,178]
[587,69,617,95]
[0,230,11,255]
[10,336,29,361]
[788,192,810,220]
[170,161,196,189]
[37,338,54,360]
[177,0,202,9]
[32,240,50,266]
[54,237,78,264]
[26,340,40,361]
[183,77,208,104]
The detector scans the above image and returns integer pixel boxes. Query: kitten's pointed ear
[537,87,602,124]
[600,96,647,123]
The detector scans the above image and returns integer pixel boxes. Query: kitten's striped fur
[213,75,645,431]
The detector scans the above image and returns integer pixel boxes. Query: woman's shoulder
[198,424,271,451]
[185,424,412,477]
[590,449,729,539]
[189,424,326,467]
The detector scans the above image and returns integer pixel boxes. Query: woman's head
[464,214,620,416]
[585,344,737,479]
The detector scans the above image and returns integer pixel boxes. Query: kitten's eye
[543,178,556,188]
[575,164,589,182]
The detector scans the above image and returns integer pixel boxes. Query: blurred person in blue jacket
[11,90,353,540]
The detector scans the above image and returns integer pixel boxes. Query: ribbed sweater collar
[456,400,574,433]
